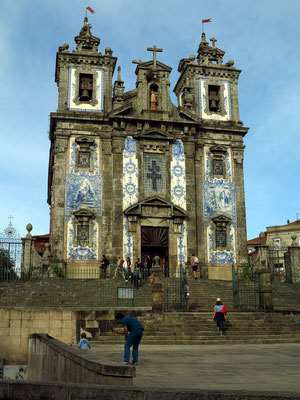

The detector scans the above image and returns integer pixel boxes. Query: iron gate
[0,219,22,280]
[232,265,260,310]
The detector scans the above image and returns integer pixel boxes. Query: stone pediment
[73,209,94,218]
[109,103,132,116]
[211,214,231,223]
[124,196,187,219]
[210,145,227,153]
[178,107,201,122]
[138,128,173,141]
[135,60,172,73]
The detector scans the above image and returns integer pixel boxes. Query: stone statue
[150,91,158,110]
[153,255,160,267]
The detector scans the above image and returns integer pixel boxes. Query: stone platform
[91,343,300,393]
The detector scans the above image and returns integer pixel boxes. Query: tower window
[78,151,91,169]
[208,85,220,112]
[73,209,94,248]
[212,158,224,176]
[216,227,227,248]
[210,146,227,179]
[76,224,90,246]
[212,215,231,251]
[79,73,93,101]
[149,84,159,110]
[75,137,95,172]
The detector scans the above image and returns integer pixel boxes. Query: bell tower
[55,17,117,113]
[174,33,240,122]
[48,18,117,268]
[174,33,249,273]
[132,45,174,116]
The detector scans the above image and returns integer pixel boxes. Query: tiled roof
[247,233,267,245]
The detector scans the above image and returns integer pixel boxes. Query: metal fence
[0,264,186,310]
[232,265,260,311]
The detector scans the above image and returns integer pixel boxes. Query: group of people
[78,298,228,365]
[100,254,154,287]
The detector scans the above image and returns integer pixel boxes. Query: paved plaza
[92,343,300,393]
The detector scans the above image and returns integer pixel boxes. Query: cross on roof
[8,215,13,224]
[210,37,217,48]
[147,45,163,69]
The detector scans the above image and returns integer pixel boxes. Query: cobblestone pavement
[91,343,300,392]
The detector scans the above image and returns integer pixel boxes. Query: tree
[0,248,18,281]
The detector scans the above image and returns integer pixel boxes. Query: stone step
[94,337,300,345]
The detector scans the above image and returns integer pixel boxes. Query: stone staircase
[95,311,300,345]
[187,278,234,311]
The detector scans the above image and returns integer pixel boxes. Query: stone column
[51,135,68,263]
[152,255,163,312]
[184,141,197,259]
[257,232,273,312]
[111,136,125,259]
[233,148,248,265]
[288,233,300,283]
[102,137,113,258]
[21,223,35,275]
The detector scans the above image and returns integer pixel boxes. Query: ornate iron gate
[0,219,22,280]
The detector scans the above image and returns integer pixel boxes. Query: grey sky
[0,0,299,240]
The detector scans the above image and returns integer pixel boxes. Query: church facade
[48,18,249,279]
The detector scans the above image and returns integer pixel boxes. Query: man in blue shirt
[113,313,144,365]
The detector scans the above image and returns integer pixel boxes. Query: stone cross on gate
[147,45,163,69]
[210,37,217,48]
[147,160,162,191]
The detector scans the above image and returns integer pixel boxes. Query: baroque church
[48,17,249,280]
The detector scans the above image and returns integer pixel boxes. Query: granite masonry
[46,18,249,280]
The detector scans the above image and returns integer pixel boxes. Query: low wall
[0,308,76,364]
[28,334,134,386]
[0,381,299,400]
[208,264,232,281]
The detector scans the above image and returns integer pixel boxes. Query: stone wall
[0,309,76,364]
[0,381,298,400]
[28,334,134,386]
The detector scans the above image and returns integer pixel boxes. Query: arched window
[149,84,159,110]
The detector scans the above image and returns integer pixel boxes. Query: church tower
[48,20,249,279]
[174,33,249,276]
[48,17,117,270]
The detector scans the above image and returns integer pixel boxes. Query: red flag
[86,6,95,14]
[202,18,211,23]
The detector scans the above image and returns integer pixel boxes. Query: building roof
[247,233,267,245]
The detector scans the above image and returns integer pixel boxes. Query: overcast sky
[0,0,299,241]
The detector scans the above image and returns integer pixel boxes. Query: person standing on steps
[190,253,199,280]
[213,298,227,335]
[145,254,153,279]
[113,256,124,280]
[100,255,109,279]
[113,313,144,365]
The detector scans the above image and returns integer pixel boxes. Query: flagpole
[85,8,87,18]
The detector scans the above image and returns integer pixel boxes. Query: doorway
[141,226,169,277]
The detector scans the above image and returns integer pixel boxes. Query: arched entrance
[141,226,169,277]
